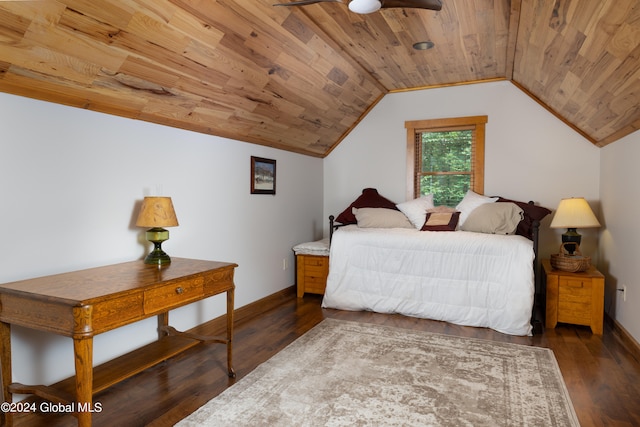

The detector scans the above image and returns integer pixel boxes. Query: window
[405,116,487,206]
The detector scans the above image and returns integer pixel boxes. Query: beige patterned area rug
[176,319,579,426]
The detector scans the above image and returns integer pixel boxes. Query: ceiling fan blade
[273,0,342,7]
[273,0,441,12]
[380,0,442,11]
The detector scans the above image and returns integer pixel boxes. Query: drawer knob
[175,287,184,295]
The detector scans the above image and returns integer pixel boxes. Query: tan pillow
[460,202,524,235]
[353,207,413,229]
[456,190,499,226]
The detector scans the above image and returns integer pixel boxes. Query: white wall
[324,81,601,261]
[4,79,637,387]
[0,92,323,387]
[600,133,640,341]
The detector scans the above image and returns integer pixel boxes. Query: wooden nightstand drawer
[543,259,604,334]
[304,256,327,267]
[557,278,593,325]
[558,278,592,302]
[293,239,330,298]
[144,277,204,314]
[303,272,327,291]
[296,254,329,297]
[305,261,328,277]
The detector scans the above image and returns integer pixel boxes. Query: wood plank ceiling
[0,0,638,157]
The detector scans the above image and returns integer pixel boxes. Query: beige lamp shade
[550,197,600,229]
[136,197,179,228]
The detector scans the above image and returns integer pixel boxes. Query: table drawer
[203,267,235,295]
[144,277,204,314]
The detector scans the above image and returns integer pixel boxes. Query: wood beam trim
[322,92,386,158]
[388,77,507,94]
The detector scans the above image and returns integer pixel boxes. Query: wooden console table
[0,258,237,426]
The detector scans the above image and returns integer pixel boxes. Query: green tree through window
[405,116,487,206]
[419,129,472,205]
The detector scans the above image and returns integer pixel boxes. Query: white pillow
[396,195,435,229]
[455,190,498,226]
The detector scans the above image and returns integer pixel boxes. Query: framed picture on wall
[251,156,276,195]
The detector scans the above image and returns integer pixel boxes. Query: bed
[321,189,551,336]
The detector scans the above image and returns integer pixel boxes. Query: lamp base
[562,228,582,255]
[144,228,171,265]
[144,247,171,265]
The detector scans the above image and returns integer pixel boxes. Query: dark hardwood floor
[11,291,640,426]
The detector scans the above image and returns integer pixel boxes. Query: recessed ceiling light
[413,41,435,51]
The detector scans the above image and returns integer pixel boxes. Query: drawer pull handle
[175,287,184,295]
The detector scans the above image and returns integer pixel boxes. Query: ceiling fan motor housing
[348,0,382,14]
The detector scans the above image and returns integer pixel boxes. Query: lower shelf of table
[11,334,203,402]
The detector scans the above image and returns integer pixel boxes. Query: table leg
[0,321,13,426]
[227,287,235,378]
[158,312,169,339]
[73,337,93,427]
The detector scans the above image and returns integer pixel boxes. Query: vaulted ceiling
[1,0,639,157]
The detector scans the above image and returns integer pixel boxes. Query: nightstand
[293,238,330,297]
[543,259,605,334]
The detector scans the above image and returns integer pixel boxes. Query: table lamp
[136,196,179,265]
[550,197,600,254]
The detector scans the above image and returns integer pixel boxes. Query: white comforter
[321,225,535,335]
